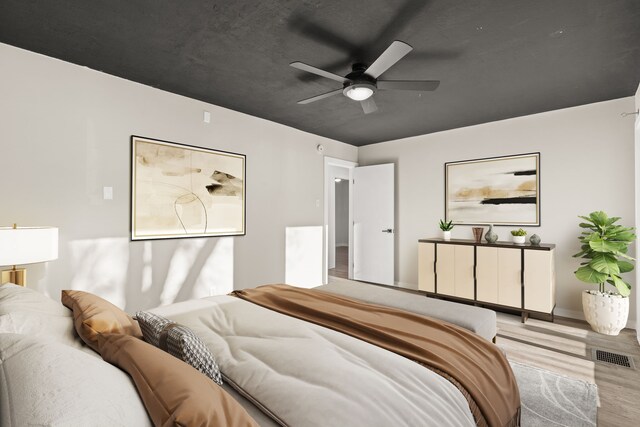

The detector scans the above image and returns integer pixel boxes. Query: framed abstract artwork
[445,153,540,226]
[130,136,246,240]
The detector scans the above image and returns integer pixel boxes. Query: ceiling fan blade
[298,89,343,105]
[364,41,413,79]
[361,97,378,114]
[290,62,348,83]
[377,80,440,91]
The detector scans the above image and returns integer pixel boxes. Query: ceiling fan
[290,40,440,114]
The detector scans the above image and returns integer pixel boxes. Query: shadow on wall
[67,237,234,311]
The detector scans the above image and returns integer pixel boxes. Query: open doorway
[323,157,357,284]
[323,157,395,286]
[329,178,349,279]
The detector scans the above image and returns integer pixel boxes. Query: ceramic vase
[582,291,629,335]
[513,235,526,244]
[472,227,484,243]
[484,225,498,243]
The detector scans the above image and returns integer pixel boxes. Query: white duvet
[152,295,476,427]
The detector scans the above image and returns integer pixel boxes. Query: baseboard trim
[554,307,636,330]
[393,282,637,330]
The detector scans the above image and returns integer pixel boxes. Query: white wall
[335,180,349,246]
[0,43,357,311]
[359,98,637,324]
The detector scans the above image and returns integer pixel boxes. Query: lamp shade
[0,226,58,266]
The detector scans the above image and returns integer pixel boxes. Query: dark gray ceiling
[1,1,639,146]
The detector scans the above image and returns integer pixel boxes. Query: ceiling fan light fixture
[344,84,375,101]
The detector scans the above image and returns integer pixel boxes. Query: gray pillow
[135,311,222,386]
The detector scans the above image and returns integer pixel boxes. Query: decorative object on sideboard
[438,219,454,241]
[510,228,527,244]
[445,152,540,226]
[573,211,635,335]
[0,224,59,287]
[484,224,498,243]
[472,227,484,243]
[130,136,246,241]
[529,234,541,246]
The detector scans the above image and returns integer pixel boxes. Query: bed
[0,282,519,427]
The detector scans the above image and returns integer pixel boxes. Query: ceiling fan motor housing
[343,63,377,99]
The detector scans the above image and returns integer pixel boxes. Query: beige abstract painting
[445,153,540,225]
[131,136,245,240]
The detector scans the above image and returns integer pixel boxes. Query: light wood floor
[328,246,349,279]
[497,313,640,427]
[327,276,640,427]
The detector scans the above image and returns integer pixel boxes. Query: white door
[353,164,394,285]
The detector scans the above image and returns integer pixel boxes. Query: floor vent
[592,349,635,369]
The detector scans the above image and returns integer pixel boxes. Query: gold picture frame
[445,152,540,226]
[131,136,246,240]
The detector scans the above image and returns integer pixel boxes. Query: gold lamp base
[1,267,26,287]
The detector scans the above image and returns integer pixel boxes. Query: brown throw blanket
[232,284,520,427]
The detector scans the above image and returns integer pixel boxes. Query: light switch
[203,110,211,123]
[103,186,113,200]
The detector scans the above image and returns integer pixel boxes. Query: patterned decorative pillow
[135,311,222,386]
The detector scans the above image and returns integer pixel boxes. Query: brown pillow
[97,333,258,427]
[61,290,142,352]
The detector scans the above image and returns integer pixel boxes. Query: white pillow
[0,333,152,427]
[0,284,70,317]
[0,284,92,352]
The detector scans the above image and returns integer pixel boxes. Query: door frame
[323,156,358,284]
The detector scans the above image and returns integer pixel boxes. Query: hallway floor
[328,246,348,279]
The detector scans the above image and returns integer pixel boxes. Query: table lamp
[0,224,58,287]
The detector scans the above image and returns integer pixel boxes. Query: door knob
[382,229,393,233]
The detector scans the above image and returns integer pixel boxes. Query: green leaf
[589,239,626,253]
[611,275,631,297]
[579,222,596,229]
[578,215,594,224]
[572,249,589,258]
[589,253,620,275]
[618,260,634,273]
[605,216,621,226]
[610,231,636,242]
[575,266,608,284]
[589,211,608,226]
[584,233,602,242]
[614,250,636,261]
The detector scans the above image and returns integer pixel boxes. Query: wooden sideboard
[418,238,556,322]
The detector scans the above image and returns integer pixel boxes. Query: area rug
[510,361,598,427]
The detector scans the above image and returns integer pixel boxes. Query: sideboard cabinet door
[476,247,499,304]
[418,242,435,292]
[454,245,475,299]
[497,248,522,308]
[524,249,556,313]
[435,244,474,299]
[436,244,456,296]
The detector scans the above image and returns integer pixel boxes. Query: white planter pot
[443,230,451,241]
[582,291,629,335]
[512,235,526,244]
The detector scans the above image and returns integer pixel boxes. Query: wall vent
[592,349,635,369]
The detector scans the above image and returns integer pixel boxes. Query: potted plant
[510,228,527,244]
[573,211,635,335]
[439,219,454,241]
